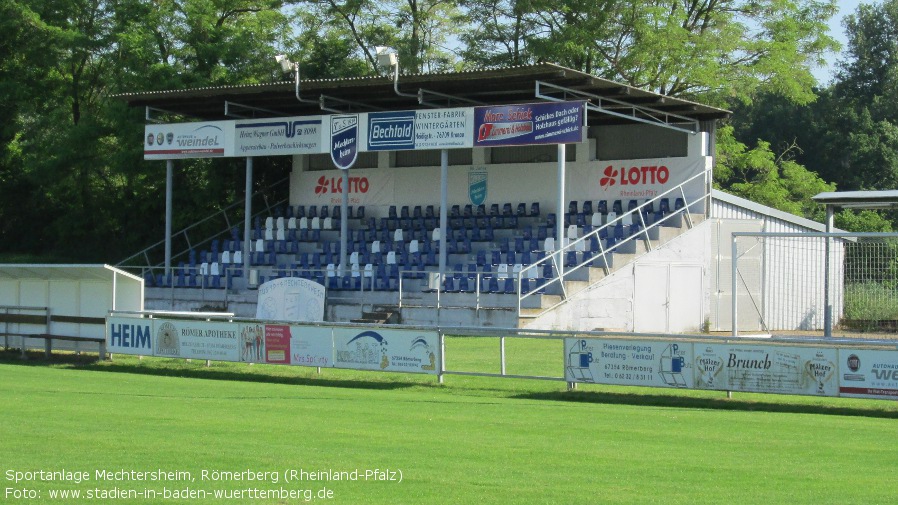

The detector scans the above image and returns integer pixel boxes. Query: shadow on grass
[514,389,898,419]
[0,350,420,392]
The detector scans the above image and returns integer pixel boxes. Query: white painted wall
[521,222,713,332]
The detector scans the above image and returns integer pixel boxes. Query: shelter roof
[0,264,142,282]
[812,190,898,209]
[115,63,730,127]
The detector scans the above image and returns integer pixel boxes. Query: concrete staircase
[517,213,703,325]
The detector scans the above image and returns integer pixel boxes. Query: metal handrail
[517,169,711,318]
[116,177,290,269]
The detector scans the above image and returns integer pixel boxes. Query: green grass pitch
[1,337,897,504]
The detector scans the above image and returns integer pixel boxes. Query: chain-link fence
[731,232,898,336]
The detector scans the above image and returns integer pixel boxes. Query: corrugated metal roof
[116,62,730,124]
[711,189,832,232]
[812,190,898,208]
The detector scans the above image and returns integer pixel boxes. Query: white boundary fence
[105,312,898,401]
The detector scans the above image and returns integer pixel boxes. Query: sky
[813,0,867,84]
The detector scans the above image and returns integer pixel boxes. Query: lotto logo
[315,175,370,195]
[600,165,669,190]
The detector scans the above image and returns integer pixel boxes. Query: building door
[635,263,703,333]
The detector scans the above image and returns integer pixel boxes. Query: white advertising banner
[234,116,326,157]
[255,277,325,323]
[578,156,710,202]
[333,328,439,374]
[363,108,473,151]
[153,319,241,361]
[693,344,838,396]
[106,316,153,355]
[144,121,235,159]
[289,326,334,368]
[838,349,898,399]
[564,338,693,388]
[293,169,395,207]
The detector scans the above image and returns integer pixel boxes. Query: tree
[715,125,835,218]
[461,0,839,105]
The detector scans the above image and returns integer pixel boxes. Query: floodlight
[375,47,398,72]
[275,54,294,73]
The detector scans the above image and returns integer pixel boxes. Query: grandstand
[117,63,834,332]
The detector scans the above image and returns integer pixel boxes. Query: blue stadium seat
[476,250,487,267]
[530,202,540,217]
[675,197,685,210]
[502,277,515,294]
[356,206,365,219]
[659,198,670,214]
[582,200,593,216]
[480,276,492,294]
[506,251,516,265]
[517,203,527,217]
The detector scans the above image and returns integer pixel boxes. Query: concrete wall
[521,221,713,332]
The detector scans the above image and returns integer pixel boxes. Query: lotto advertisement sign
[585,156,711,202]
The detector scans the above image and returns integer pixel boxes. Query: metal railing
[116,177,290,270]
[518,170,711,318]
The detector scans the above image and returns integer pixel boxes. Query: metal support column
[438,149,449,283]
[557,144,565,279]
[340,169,349,270]
[824,205,834,337]
[244,157,253,277]
[165,160,173,277]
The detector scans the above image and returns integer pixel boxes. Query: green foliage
[715,125,834,219]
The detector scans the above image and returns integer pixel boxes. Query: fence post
[500,336,506,376]
[438,331,445,384]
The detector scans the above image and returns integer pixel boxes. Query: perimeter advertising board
[564,338,693,388]
[838,349,898,399]
[144,121,235,159]
[566,338,844,398]
[106,316,153,355]
[333,328,439,374]
[694,344,838,396]
[154,319,241,361]
[289,326,334,368]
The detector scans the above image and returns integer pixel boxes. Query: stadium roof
[116,62,730,127]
